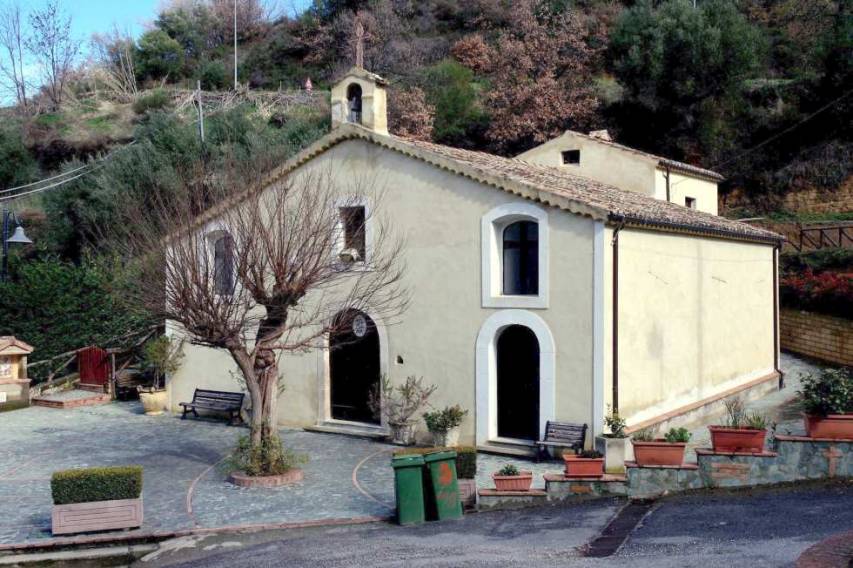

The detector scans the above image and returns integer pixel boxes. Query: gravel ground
[137,481,853,568]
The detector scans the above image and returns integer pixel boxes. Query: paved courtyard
[0,353,830,546]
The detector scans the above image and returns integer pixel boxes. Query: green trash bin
[391,454,426,525]
[423,450,463,521]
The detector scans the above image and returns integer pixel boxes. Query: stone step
[304,422,388,440]
[545,473,629,499]
[476,442,537,458]
[477,488,547,510]
[32,392,111,409]
[78,383,108,393]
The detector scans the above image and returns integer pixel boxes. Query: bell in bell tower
[330,21,388,135]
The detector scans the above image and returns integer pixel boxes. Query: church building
[168,67,783,451]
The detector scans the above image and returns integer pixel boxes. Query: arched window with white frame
[481,203,549,309]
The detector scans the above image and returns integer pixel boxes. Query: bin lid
[423,450,457,463]
[391,454,425,467]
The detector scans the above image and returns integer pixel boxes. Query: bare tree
[0,2,29,111]
[26,0,80,109]
[90,28,138,101]
[114,159,407,472]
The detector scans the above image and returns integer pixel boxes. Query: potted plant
[226,434,308,487]
[138,336,184,416]
[492,464,533,492]
[369,376,437,445]
[708,398,767,453]
[799,368,852,439]
[455,447,478,507]
[51,466,143,535]
[563,449,605,478]
[632,427,691,466]
[423,405,468,447]
[595,406,629,473]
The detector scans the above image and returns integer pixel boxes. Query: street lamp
[1,208,32,282]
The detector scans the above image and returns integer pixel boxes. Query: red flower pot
[492,471,533,492]
[563,455,605,478]
[708,426,766,453]
[631,440,687,466]
[804,413,853,439]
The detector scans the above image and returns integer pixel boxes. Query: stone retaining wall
[780,309,853,366]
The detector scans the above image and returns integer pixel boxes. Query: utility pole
[196,80,205,144]
[233,0,238,89]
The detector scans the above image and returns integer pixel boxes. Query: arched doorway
[496,325,540,440]
[329,310,380,424]
[346,83,363,124]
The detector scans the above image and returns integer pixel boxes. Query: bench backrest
[543,421,587,447]
[192,389,244,407]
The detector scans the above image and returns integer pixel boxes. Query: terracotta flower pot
[632,440,686,466]
[804,413,853,439]
[708,426,766,453]
[563,455,605,478]
[492,471,533,491]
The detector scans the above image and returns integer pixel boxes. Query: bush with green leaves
[604,406,627,438]
[142,335,184,390]
[578,449,603,459]
[51,466,143,505]
[227,434,307,477]
[0,257,150,381]
[799,368,852,417]
[200,60,228,90]
[133,90,171,115]
[632,428,656,442]
[423,405,468,434]
[664,427,691,443]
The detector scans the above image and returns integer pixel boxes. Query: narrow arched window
[502,221,538,295]
[347,83,362,124]
[213,234,235,295]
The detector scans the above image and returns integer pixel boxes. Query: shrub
[799,368,852,417]
[604,406,627,438]
[723,398,747,428]
[369,376,436,426]
[746,412,768,430]
[423,405,468,434]
[200,60,228,90]
[142,335,184,390]
[227,434,307,477]
[51,466,143,505]
[133,90,171,115]
[497,464,520,476]
[632,428,656,442]
[780,268,853,318]
[393,446,477,479]
[664,427,691,443]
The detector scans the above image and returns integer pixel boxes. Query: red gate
[77,346,111,387]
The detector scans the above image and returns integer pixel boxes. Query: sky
[19,0,313,43]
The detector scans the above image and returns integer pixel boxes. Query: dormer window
[561,150,580,165]
[347,83,363,124]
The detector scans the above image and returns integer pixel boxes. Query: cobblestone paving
[32,388,106,402]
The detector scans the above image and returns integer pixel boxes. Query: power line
[0,164,89,195]
[0,172,90,202]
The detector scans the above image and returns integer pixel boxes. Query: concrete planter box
[52,498,143,536]
[708,426,766,453]
[595,436,630,473]
[632,440,687,467]
[804,413,853,440]
[431,427,460,447]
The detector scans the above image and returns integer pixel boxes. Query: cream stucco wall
[168,138,596,446]
[330,72,388,135]
[655,170,719,215]
[517,132,658,198]
[602,228,776,426]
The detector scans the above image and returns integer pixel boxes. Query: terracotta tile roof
[256,125,781,244]
[0,336,34,355]
[394,136,779,243]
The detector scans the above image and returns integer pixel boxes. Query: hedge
[393,446,477,479]
[51,466,143,505]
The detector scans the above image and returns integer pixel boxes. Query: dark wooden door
[78,346,110,386]
[330,311,380,424]
[497,325,540,440]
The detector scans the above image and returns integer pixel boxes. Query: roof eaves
[609,212,783,245]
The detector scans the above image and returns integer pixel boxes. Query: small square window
[685,197,697,209]
[561,150,580,165]
[340,206,366,260]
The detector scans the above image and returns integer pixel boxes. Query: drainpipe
[664,166,671,203]
[610,215,626,413]
[773,242,784,389]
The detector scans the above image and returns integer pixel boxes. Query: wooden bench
[536,421,587,461]
[180,389,245,425]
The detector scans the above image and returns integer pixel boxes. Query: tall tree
[0,1,28,111]
[26,0,80,109]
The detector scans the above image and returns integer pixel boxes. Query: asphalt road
[137,481,853,568]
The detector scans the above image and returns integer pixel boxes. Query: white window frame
[481,202,549,309]
[335,196,372,270]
